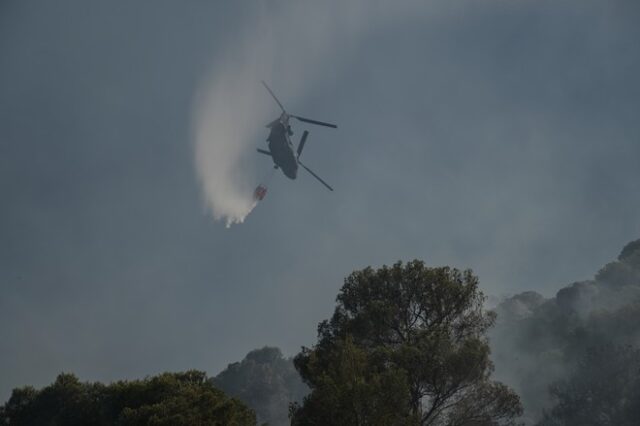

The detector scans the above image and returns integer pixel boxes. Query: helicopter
[257,81,337,192]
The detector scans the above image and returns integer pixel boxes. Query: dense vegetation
[291,260,522,425]
[0,371,255,426]
[5,241,640,425]
[492,239,640,424]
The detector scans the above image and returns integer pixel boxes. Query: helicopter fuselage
[258,81,336,192]
[267,120,298,179]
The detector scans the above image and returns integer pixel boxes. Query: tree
[291,335,417,425]
[291,260,522,426]
[213,347,308,426]
[538,345,640,426]
[0,371,256,426]
[489,238,640,421]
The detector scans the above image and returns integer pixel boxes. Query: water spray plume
[192,2,422,227]
[192,55,270,227]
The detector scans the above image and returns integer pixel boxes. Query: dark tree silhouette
[291,260,522,426]
[0,371,256,426]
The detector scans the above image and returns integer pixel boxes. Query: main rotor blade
[293,115,337,129]
[297,130,309,158]
[261,81,286,113]
[298,160,333,191]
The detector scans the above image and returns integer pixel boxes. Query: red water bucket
[254,185,267,201]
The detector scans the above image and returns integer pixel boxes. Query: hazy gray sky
[1,0,639,400]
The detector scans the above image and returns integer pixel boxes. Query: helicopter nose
[284,165,297,179]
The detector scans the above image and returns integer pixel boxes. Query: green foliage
[213,347,308,426]
[292,260,522,426]
[0,371,256,426]
[292,336,417,426]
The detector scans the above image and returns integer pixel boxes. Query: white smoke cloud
[192,1,429,226]
[192,40,273,227]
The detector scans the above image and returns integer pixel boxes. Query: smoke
[212,346,307,426]
[192,39,272,227]
[191,3,333,227]
[489,239,640,424]
[191,1,430,226]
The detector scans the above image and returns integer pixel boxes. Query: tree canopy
[291,260,522,426]
[0,371,256,426]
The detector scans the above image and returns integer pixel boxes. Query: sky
[1,0,640,401]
